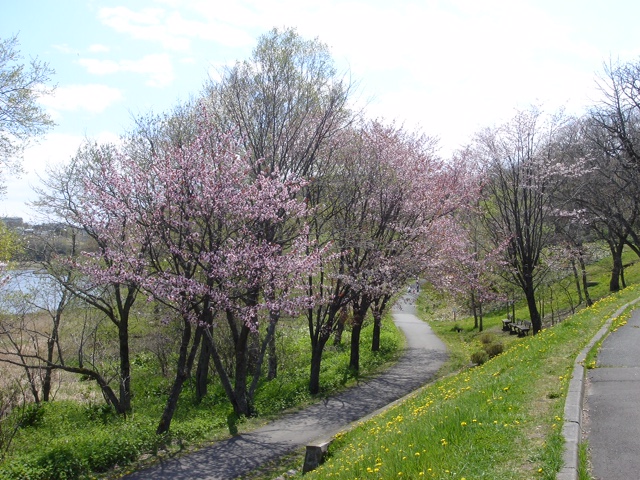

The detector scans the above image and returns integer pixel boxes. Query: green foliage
[484,341,504,358]
[0,222,20,261]
[470,350,489,365]
[479,332,495,345]
[425,244,640,372]
[18,404,43,428]
[0,311,402,479]
[578,441,592,480]
[0,34,55,171]
[83,403,115,424]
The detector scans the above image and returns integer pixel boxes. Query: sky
[2,0,640,222]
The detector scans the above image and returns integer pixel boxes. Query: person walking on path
[123,292,447,479]
[586,307,640,480]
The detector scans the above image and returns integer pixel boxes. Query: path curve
[124,292,447,480]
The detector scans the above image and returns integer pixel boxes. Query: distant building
[1,217,24,228]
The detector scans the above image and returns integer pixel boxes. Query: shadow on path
[124,292,447,480]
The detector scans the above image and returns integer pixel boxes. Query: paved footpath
[586,306,640,480]
[124,293,448,479]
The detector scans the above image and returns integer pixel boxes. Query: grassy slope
[0,312,404,480]
[297,252,640,480]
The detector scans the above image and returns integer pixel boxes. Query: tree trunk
[471,291,478,329]
[308,311,335,395]
[309,342,326,395]
[209,331,242,414]
[571,258,583,305]
[609,240,624,292]
[265,300,280,381]
[349,321,362,373]
[232,324,253,417]
[371,309,382,352]
[333,308,347,346]
[117,315,132,413]
[478,301,483,332]
[250,319,277,397]
[349,297,371,372]
[370,296,390,352]
[156,319,199,435]
[579,254,593,307]
[267,329,277,381]
[524,281,542,334]
[195,326,213,402]
[307,300,343,395]
[43,297,64,402]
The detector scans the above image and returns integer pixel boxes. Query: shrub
[479,332,495,345]
[37,445,88,479]
[19,403,44,428]
[484,342,504,358]
[84,403,115,424]
[470,350,489,365]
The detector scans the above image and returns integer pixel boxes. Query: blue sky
[2,0,640,221]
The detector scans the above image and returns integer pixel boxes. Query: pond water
[1,269,63,313]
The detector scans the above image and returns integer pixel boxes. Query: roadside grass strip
[302,285,640,480]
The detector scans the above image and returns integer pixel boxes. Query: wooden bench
[508,320,532,337]
[501,318,512,331]
[303,438,333,473]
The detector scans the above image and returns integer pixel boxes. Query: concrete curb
[558,297,640,480]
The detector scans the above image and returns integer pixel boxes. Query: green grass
[279,247,640,479]
[421,248,640,375]
[2,245,638,479]
[0,313,403,480]
[299,285,640,479]
[578,441,593,480]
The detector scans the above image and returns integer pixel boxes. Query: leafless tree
[474,107,570,334]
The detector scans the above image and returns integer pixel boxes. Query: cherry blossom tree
[334,121,480,371]
[72,110,322,432]
[205,27,354,381]
[34,142,143,415]
[301,120,481,380]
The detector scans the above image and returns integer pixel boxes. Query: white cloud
[2,134,83,221]
[78,58,121,75]
[78,54,175,87]
[98,5,256,52]
[99,6,191,51]
[39,84,123,113]
[52,43,74,54]
[88,44,110,53]
[2,131,122,222]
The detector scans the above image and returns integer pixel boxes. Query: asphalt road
[586,307,640,480]
[123,292,448,479]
